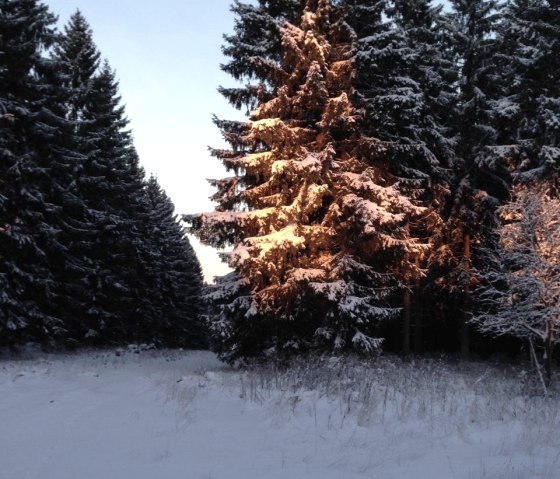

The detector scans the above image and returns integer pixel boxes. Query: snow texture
[1,349,559,479]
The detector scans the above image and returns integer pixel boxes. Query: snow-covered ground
[1,348,559,479]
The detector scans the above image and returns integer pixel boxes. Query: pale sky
[45,0,241,282]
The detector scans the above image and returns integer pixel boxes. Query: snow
[1,349,559,479]
[247,224,306,255]
[289,267,326,282]
[236,151,273,169]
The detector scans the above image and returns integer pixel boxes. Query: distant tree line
[186,0,559,377]
[0,3,205,349]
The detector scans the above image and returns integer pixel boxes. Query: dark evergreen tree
[443,0,501,175]
[383,0,456,165]
[218,0,303,113]
[143,176,205,347]
[472,181,560,387]
[53,13,206,347]
[352,0,454,355]
[0,4,205,349]
[427,0,502,359]
[188,0,432,361]
[434,0,559,359]
[490,0,560,179]
[51,15,150,343]
[53,10,100,124]
[0,0,91,346]
[73,61,153,342]
[463,0,559,362]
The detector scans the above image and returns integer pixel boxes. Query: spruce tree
[383,0,456,165]
[0,0,89,346]
[188,0,429,361]
[143,176,205,347]
[472,181,560,387]
[1,4,205,348]
[352,0,453,355]
[54,13,206,347]
[75,61,152,342]
[464,0,559,362]
[41,13,136,343]
[53,15,149,343]
[490,0,560,179]
[445,0,559,358]
[53,10,100,124]
[429,0,502,358]
[219,0,303,113]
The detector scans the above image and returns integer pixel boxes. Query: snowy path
[1,350,558,479]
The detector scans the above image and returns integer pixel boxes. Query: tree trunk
[461,232,471,361]
[402,287,411,360]
[413,255,423,355]
[544,322,553,387]
[529,337,548,395]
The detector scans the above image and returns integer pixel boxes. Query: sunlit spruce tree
[188,0,429,361]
